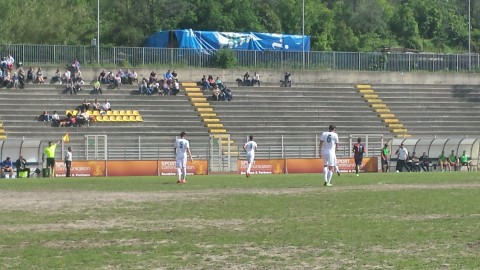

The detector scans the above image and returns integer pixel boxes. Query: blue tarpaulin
[145,29,310,52]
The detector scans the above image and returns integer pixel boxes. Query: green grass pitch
[0,172,479,269]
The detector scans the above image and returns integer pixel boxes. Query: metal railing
[2,44,479,72]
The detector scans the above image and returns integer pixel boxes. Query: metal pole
[97,0,100,64]
[302,0,305,70]
[469,0,471,71]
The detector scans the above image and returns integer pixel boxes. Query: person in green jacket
[459,150,472,171]
[438,151,450,172]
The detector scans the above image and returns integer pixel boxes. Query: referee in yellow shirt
[42,139,62,177]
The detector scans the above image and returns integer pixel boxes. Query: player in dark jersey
[352,137,366,176]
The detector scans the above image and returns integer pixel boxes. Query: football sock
[177,168,182,181]
[327,170,333,183]
[182,167,187,180]
[324,167,328,182]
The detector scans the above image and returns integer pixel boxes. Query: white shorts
[246,154,255,164]
[176,156,187,168]
[323,151,336,167]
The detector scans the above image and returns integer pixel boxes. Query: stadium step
[183,82,239,156]
[355,84,411,138]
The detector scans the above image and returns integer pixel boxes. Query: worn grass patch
[0,172,479,269]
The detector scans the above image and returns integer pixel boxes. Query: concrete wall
[35,66,480,85]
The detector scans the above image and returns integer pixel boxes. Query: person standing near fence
[319,125,339,186]
[65,147,72,177]
[174,131,193,184]
[243,135,258,177]
[395,143,410,172]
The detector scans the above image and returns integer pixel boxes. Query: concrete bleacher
[0,83,211,160]
[208,83,392,158]
[373,84,480,138]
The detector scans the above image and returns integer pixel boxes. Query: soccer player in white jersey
[243,135,258,177]
[174,131,193,183]
[319,125,339,186]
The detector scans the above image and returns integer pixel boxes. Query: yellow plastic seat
[133,110,140,116]
[109,116,117,121]
[135,115,143,122]
[113,110,120,115]
[129,115,136,121]
[65,110,72,116]
[87,110,94,115]
[102,115,109,121]
[93,110,100,116]
[96,115,103,122]
[119,110,127,116]
[72,110,79,116]
[116,115,123,121]
[122,116,129,121]
[126,110,133,115]
[107,111,113,116]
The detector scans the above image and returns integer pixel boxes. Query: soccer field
[0,172,479,269]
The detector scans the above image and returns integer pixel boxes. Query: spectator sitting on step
[139,78,152,95]
[172,70,178,80]
[6,54,14,71]
[63,68,71,84]
[171,79,180,95]
[102,99,111,111]
[252,71,260,86]
[35,68,45,84]
[3,71,13,87]
[74,78,84,94]
[212,85,223,101]
[208,75,215,88]
[73,69,82,83]
[82,99,91,111]
[51,110,60,127]
[92,99,101,111]
[26,67,34,83]
[448,150,459,171]
[1,157,14,178]
[164,69,173,85]
[38,110,51,122]
[411,152,421,172]
[65,78,75,94]
[76,109,90,127]
[151,81,160,95]
[51,68,62,84]
[243,72,251,86]
[459,150,472,171]
[17,68,26,87]
[93,79,103,95]
[106,71,115,84]
[215,77,226,91]
[200,75,211,91]
[223,87,233,101]
[161,79,170,95]
[112,73,121,89]
[149,70,157,84]
[419,152,431,172]
[98,69,107,84]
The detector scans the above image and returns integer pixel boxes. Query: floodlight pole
[97,0,100,64]
[468,0,471,71]
[302,0,305,70]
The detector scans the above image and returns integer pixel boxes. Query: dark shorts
[382,159,389,165]
[46,157,55,168]
[355,157,363,166]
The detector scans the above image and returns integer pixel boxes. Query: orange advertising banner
[54,160,209,177]
[286,157,378,173]
[238,159,285,175]
[285,158,323,173]
[159,160,208,176]
[107,160,158,176]
[55,161,106,177]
